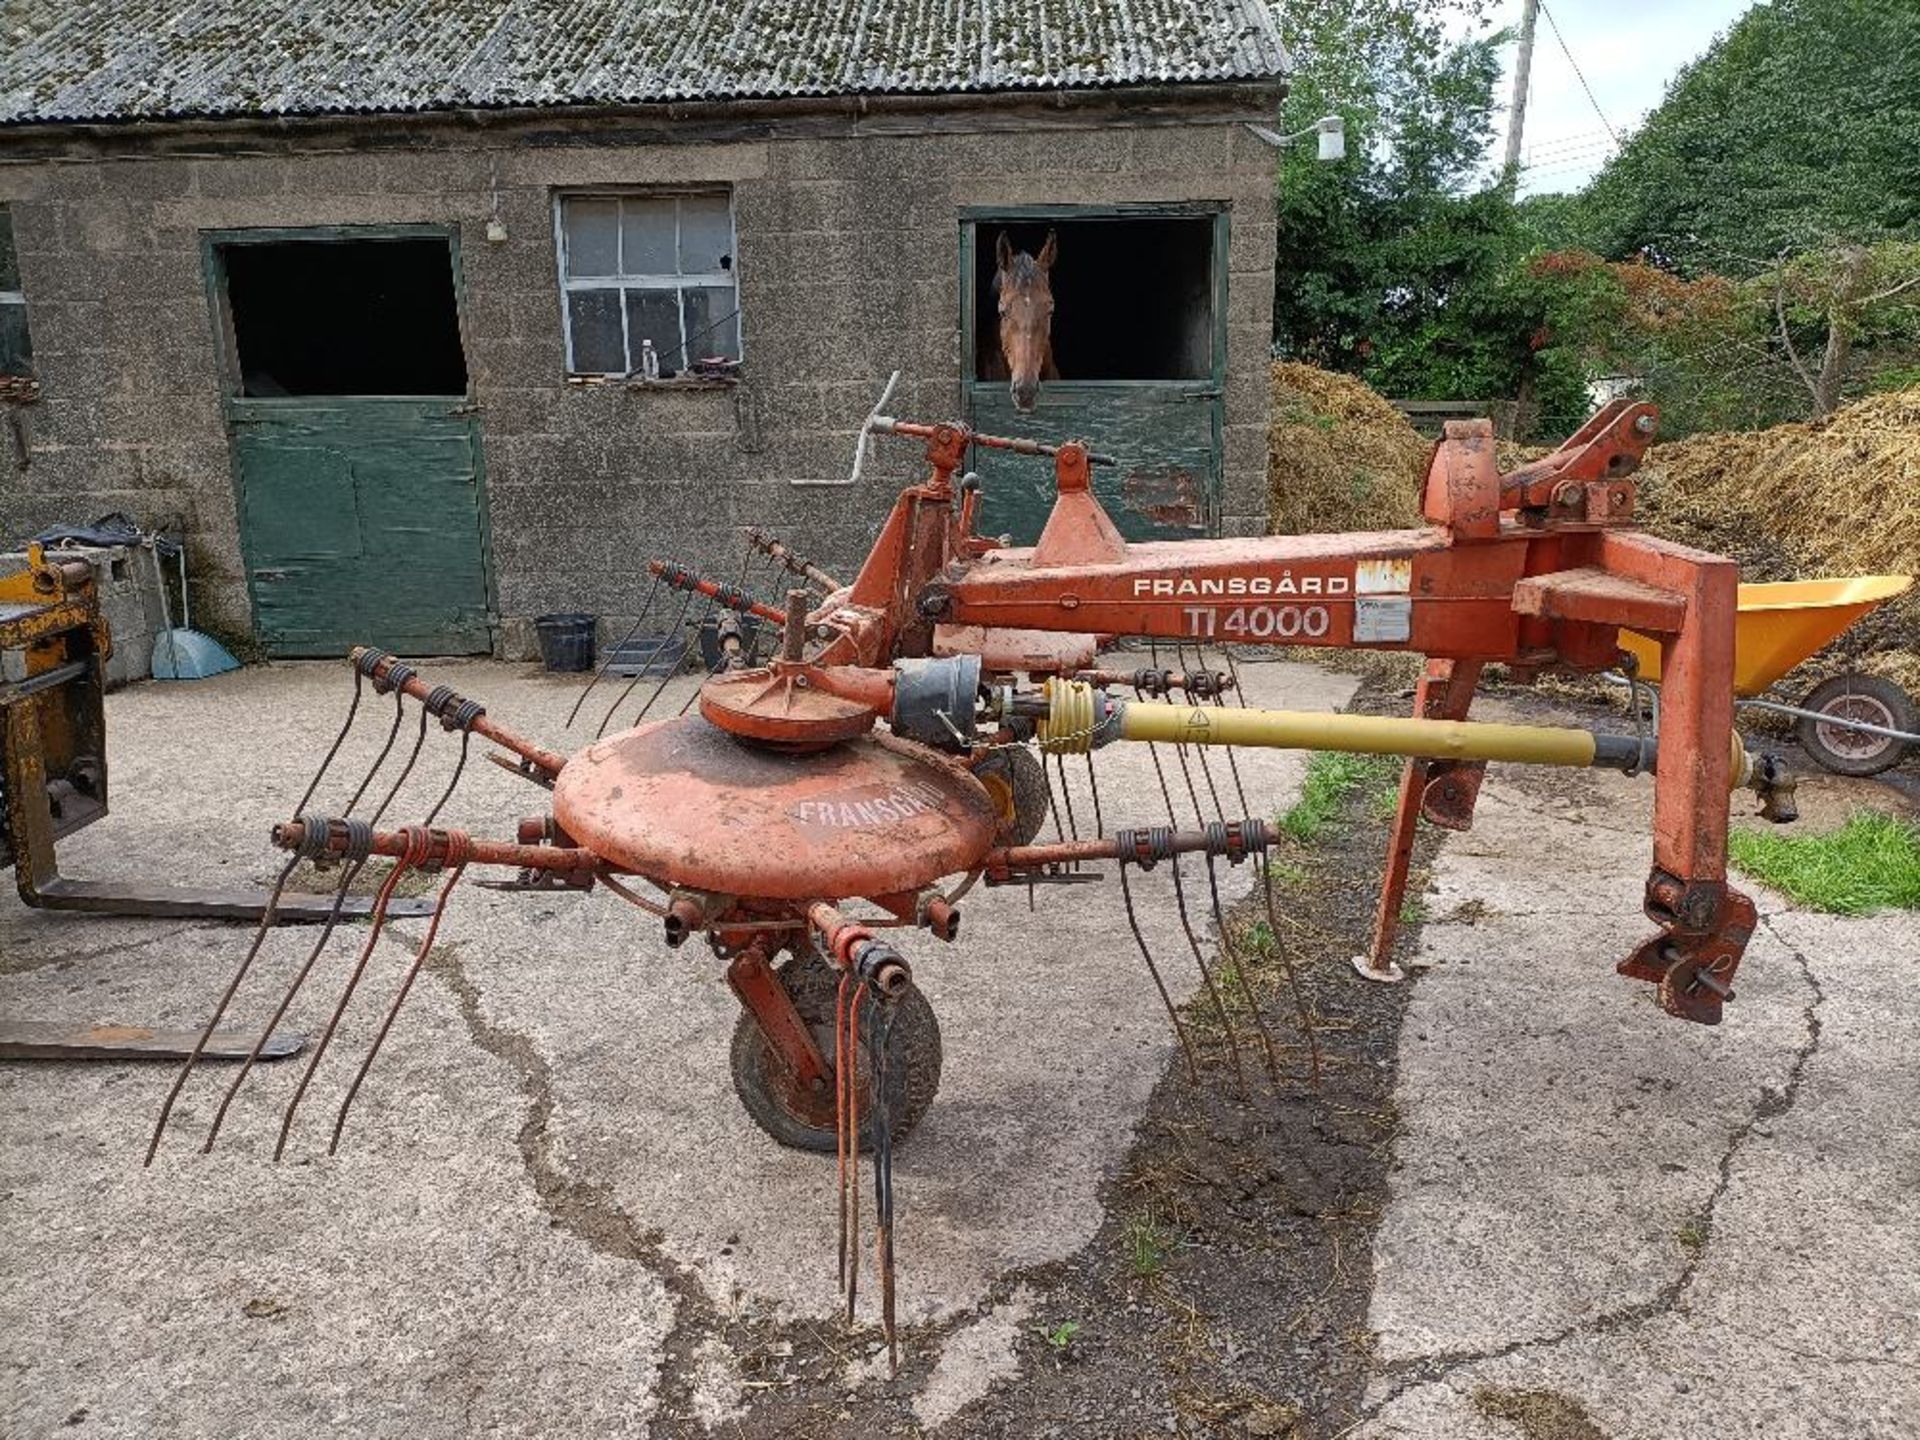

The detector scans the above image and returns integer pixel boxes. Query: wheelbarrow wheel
[729,951,942,1154]
[1795,673,1915,777]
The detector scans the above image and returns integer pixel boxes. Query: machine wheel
[1795,673,1915,777]
[975,746,1051,846]
[729,952,942,1154]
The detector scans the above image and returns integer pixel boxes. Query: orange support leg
[1357,657,1484,982]
[1600,532,1755,1023]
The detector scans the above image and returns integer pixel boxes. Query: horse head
[994,230,1058,413]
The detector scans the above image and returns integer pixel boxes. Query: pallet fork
[0,544,425,1062]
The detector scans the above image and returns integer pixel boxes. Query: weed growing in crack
[1280,752,1401,843]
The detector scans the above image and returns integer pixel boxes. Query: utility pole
[1502,0,1541,183]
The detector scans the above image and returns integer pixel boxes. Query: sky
[1452,0,1759,195]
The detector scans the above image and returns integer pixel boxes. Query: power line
[1521,128,1617,160]
[1521,139,1616,167]
[1538,0,1622,147]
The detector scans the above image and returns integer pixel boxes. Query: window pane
[0,208,18,291]
[0,301,30,376]
[562,197,619,278]
[681,286,740,363]
[678,194,733,275]
[620,197,676,276]
[566,289,625,373]
[625,288,682,375]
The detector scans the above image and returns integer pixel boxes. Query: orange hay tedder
[150,399,1794,1365]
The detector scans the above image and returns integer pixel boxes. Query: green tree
[1271,7,1590,435]
[1525,239,1920,432]
[1578,0,1920,272]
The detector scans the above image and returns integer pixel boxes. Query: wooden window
[0,207,31,377]
[555,191,740,379]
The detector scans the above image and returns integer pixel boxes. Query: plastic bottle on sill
[640,338,661,381]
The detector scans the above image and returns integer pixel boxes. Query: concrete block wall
[0,104,1277,657]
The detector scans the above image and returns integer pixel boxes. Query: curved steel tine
[567,571,662,728]
[342,687,411,817]
[294,669,365,818]
[144,855,299,1166]
[273,854,415,1160]
[329,861,468,1154]
[836,968,853,1292]
[1118,859,1198,1083]
[149,670,378,1164]
[674,590,723,716]
[328,729,478,1152]
[1260,862,1322,1085]
[596,583,697,740]
[871,991,899,1374]
[845,978,869,1323]
[1168,854,1248,1098]
[202,692,426,1154]
[1052,751,1082,843]
[1083,750,1105,838]
[1203,850,1281,1089]
[1160,647,1248,1097]
[1210,644,1323,1087]
[1181,641,1284,1088]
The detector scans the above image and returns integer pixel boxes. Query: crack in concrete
[424,942,725,1428]
[0,921,207,974]
[1358,913,1827,1419]
[421,934,1070,1428]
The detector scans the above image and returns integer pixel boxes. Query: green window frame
[0,206,31,377]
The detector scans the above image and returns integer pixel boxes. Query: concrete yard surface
[0,656,1352,1437]
[2,663,1914,1438]
[1356,712,1920,1440]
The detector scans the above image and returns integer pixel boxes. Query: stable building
[0,1,1286,658]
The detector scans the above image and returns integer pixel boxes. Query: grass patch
[1279,751,1401,844]
[1728,812,1920,915]
[1121,1212,1181,1279]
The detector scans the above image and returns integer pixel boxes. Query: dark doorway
[209,228,492,657]
[963,207,1228,544]
[972,216,1216,383]
[222,237,468,397]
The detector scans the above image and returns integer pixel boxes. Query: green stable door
[961,206,1228,544]
[208,229,494,657]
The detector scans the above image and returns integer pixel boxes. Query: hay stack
[1267,362,1427,534]
[1638,388,1920,693]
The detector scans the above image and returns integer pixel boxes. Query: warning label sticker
[1355,558,1413,595]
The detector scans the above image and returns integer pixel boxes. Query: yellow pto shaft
[1116,701,1600,767]
[1032,678,1756,791]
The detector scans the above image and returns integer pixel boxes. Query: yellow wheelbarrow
[1621,574,1917,776]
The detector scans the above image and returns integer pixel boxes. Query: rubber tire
[977,746,1051,846]
[1795,673,1915,777]
[729,952,942,1154]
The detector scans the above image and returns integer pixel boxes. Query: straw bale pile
[1264,365,1918,695]
[1267,362,1427,534]
[1636,388,1920,693]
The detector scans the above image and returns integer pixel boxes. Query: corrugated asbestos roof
[0,0,1287,126]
